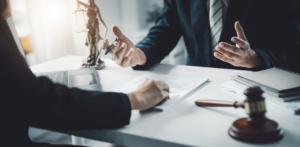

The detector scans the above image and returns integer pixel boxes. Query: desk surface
[30,55,300,147]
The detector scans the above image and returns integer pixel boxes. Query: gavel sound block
[195,87,284,143]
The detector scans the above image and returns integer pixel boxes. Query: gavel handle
[195,100,244,108]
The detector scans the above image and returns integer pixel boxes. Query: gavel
[195,100,245,108]
[195,87,284,143]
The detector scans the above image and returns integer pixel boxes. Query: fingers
[112,41,120,54]
[102,39,109,51]
[161,91,169,99]
[118,43,127,57]
[156,98,168,106]
[112,25,126,41]
[231,37,248,49]
[219,42,241,54]
[155,81,170,92]
[234,21,247,41]
[154,81,170,100]
[214,52,235,64]
[116,43,127,65]
[108,41,120,61]
[110,42,120,61]
[123,48,135,67]
[216,46,240,59]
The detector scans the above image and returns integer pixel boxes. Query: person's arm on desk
[102,0,181,70]
[0,15,169,146]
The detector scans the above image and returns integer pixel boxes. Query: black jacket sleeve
[253,1,300,72]
[0,17,131,131]
[133,0,182,70]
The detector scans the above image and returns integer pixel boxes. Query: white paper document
[109,73,209,111]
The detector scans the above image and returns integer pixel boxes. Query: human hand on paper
[127,79,170,111]
[102,26,147,68]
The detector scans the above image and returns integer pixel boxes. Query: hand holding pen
[104,38,118,55]
[102,25,147,68]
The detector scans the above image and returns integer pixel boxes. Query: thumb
[112,25,126,40]
[234,21,247,41]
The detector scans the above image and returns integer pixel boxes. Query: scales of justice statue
[73,0,107,70]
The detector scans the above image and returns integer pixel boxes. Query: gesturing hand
[127,79,169,111]
[102,26,147,68]
[214,21,262,69]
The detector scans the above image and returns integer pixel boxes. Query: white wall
[27,0,75,64]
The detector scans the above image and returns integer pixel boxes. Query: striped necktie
[209,0,223,55]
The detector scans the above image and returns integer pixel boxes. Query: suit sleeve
[253,1,300,72]
[133,0,182,70]
[0,18,131,131]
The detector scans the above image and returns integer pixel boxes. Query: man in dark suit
[0,1,169,147]
[103,0,300,72]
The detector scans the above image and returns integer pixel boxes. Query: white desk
[30,55,300,147]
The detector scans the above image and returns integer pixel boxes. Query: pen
[105,38,118,55]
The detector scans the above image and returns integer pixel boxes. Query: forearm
[0,16,132,131]
[133,0,182,70]
[28,77,132,130]
[253,48,300,72]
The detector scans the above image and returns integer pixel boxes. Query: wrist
[249,50,263,69]
[127,92,140,110]
[137,48,147,66]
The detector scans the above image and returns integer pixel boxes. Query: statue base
[81,58,105,70]
[228,118,284,143]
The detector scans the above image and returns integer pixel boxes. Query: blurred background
[8,0,187,67]
[5,0,186,146]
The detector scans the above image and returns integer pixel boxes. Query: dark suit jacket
[0,17,131,147]
[134,0,300,72]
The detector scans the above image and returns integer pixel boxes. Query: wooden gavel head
[243,87,267,127]
[195,87,284,143]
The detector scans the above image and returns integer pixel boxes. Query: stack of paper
[231,67,300,101]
